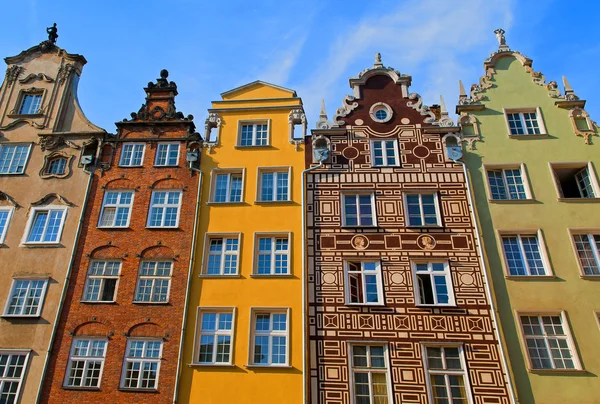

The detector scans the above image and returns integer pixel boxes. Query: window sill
[1,314,41,319]
[198,274,241,278]
[557,197,600,203]
[145,226,180,229]
[341,225,378,229]
[0,173,26,176]
[234,145,273,149]
[205,202,246,206]
[405,225,442,229]
[244,364,292,369]
[528,368,587,374]
[21,243,62,248]
[62,386,100,391]
[132,301,170,305]
[118,387,159,393]
[117,165,144,168]
[580,274,600,280]
[415,304,458,308]
[505,275,557,280]
[97,226,131,230]
[250,274,292,278]
[345,303,386,307]
[7,113,44,119]
[488,198,535,204]
[154,165,180,168]
[80,300,117,304]
[508,134,549,139]
[254,200,294,205]
[189,363,235,368]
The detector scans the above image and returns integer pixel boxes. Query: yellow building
[177,82,306,403]
[458,30,600,403]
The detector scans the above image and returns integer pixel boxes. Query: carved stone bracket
[288,108,306,150]
[203,112,222,153]
[38,135,81,152]
[0,191,21,209]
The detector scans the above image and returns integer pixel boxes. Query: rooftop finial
[458,80,467,98]
[319,99,328,120]
[494,28,509,50]
[46,23,58,45]
[440,95,449,117]
[562,75,579,101]
[374,52,383,68]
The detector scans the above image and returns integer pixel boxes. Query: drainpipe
[301,157,325,404]
[35,161,95,404]
[451,157,518,404]
[172,164,203,404]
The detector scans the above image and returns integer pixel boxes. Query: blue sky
[1,0,598,132]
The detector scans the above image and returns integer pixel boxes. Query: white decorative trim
[203,112,222,153]
[333,95,359,126]
[288,109,306,150]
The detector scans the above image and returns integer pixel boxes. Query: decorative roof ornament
[494,28,509,51]
[373,52,384,68]
[436,95,455,127]
[47,23,58,45]
[316,99,333,129]
[562,76,579,101]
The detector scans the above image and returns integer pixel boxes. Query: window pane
[502,236,527,275]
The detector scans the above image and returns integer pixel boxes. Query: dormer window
[19,93,42,115]
[46,157,67,175]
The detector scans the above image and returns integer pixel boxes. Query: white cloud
[259,31,309,85]
[296,0,514,125]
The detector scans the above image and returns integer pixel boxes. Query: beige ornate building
[0,33,104,403]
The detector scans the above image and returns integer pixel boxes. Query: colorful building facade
[177,81,306,403]
[304,55,515,404]
[458,30,600,403]
[40,70,201,403]
[0,34,104,403]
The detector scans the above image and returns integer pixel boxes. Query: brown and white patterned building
[304,55,515,404]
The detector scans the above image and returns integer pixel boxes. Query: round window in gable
[369,102,393,123]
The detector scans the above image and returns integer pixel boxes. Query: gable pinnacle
[374,52,383,68]
[494,28,509,51]
[319,99,328,120]
[459,80,467,98]
[440,95,449,117]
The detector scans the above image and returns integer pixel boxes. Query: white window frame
[22,206,67,245]
[146,190,182,228]
[517,311,582,371]
[342,193,377,227]
[370,139,400,167]
[120,339,163,390]
[134,261,173,303]
[248,308,290,367]
[0,207,14,243]
[98,190,134,228]
[549,162,600,200]
[119,143,146,167]
[344,261,384,306]
[569,230,600,277]
[253,232,291,276]
[45,156,68,175]
[237,120,270,147]
[63,338,108,388]
[503,107,547,136]
[154,142,180,166]
[0,350,30,404]
[202,233,241,276]
[412,261,455,307]
[193,307,236,365]
[0,143,32,175]
[498,230,552,277]
[18,92,43,115]
[210,169,245,203]
[484,164,532,201]
[256,167,291,202]
[422,344,473,404]
[348,343,393,404]
[82,261,121,303]
[404,192,441,227]
[3,278,48,317]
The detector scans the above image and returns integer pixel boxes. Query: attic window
[369,103,392,123]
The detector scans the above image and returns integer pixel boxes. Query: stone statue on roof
[47,23,58,44]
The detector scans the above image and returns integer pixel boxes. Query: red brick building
[304,55,515,404]
[40,70,201,403]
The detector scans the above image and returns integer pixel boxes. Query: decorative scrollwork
[333,95,359,126]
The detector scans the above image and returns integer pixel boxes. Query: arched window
[46,157,67,175]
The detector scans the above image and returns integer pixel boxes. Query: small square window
[3,279,48,317]
[0,207,14,243]
[147,190,182,228]
[0,351,29,403]
[572,233,600,276]
[0,144,31,174]
[19,93,42,115]
[98,190,134,228]
[505,108,545,136]
[238,122,269,146]
[211,170,244,203]
[24,207,67,244]
[82,261,121,302]
[195,309,235,365]
[155,143,180,166]
[134,261,172,302]
[121,339,162,389]
[345,261,383,305]
[486,166,530,200]
[203,235,240,275]
[405,193,441,227]
[412,262,454,306]
[343,194,376,226]
[119,143,145,167]
[258,168,290,202]
[424,345,472,403]
[371,140,400,166]
[349,344,391,403]
[519,313,581,370]
[254,234,290,275]
[249,309,289,366]
[500,232,549,276]
[551,163,599,199]
[64,338,107,388]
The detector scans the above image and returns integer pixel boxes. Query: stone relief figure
[47,23,58,44]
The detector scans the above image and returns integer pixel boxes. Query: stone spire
[316,99,332,129]
[459,80,467,98]
[440,95,449,118]
[562,75,579,100]
[319,99,328,121]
